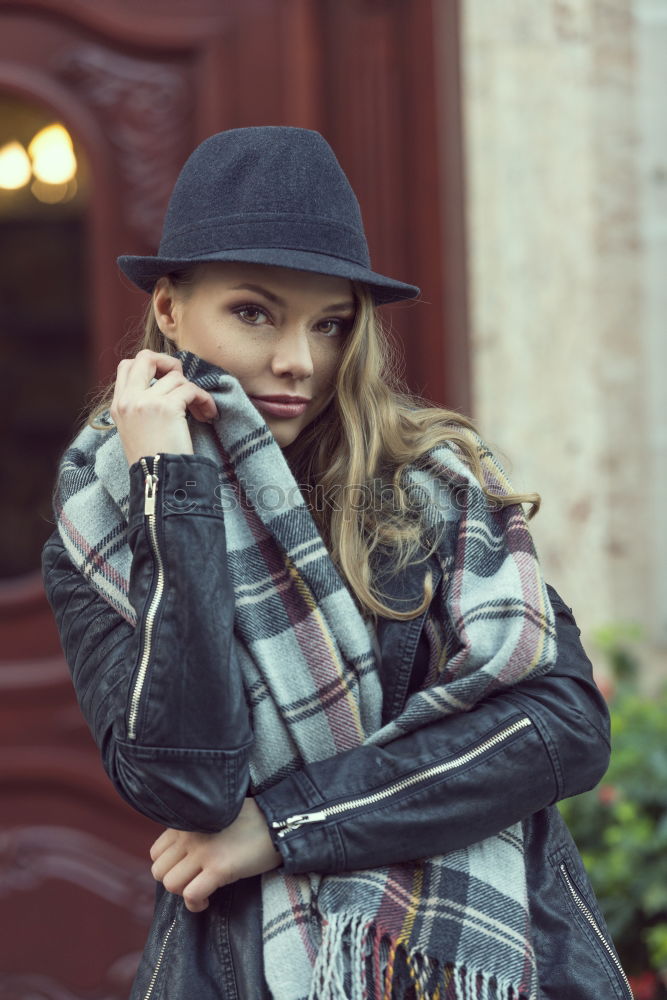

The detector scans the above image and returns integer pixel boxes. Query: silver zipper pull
[272,811,328,837]
[144,475,158,516]
[141,456,161,516]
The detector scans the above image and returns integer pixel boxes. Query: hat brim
[117,248,420,306]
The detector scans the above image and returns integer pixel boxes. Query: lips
[252,395,311,404]
[249,395,311,419]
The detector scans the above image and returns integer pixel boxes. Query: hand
[110,349,218,467]
[149,799,282,913]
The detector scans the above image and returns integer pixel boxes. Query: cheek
[222,339,278,382]
[313,341,344,386]
[213,344,251,375]
[181,323,254,375]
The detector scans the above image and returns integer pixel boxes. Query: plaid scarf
[54,352,556,1000]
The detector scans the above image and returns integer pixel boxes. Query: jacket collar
[372,551,443,722]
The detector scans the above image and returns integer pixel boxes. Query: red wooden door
[0,1,465,996]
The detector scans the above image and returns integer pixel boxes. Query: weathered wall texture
[461,0,667,673]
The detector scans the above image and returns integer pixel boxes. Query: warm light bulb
[0,140,31,190]
[28,123,77,185]
[28,123,73,158]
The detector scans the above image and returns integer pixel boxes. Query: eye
[315,317,352,337]
[233,304,271,326]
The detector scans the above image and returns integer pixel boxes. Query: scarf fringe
[307,915,534,1000]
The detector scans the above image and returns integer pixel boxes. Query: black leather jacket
[42,454,632,999]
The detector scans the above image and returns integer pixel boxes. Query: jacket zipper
[559,862,634,999]
[143,916,177,1000]
[128,455,164,741]
[272,716,532,837]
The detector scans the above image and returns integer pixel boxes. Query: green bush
[558,625,667,989]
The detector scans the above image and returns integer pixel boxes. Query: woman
[42,127,630,999]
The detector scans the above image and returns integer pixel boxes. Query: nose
[271,327,314,381]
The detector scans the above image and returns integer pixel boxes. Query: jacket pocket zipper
[143,915,177,1000]
[272,716,532,837]
[559,861,633,999]
[128,455,164,741]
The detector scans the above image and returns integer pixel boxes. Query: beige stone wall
[636,0,667,648]
[460,1,667,672]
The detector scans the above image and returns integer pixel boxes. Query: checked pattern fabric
[54,352,556,999]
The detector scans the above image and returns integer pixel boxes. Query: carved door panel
[0,4,238,997]
[0,1,464,996]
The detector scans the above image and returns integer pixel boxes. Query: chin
[266,421,302,449]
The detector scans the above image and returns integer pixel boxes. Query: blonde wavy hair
[90,269,539,621]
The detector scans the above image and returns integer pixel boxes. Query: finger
[111,358,135,412]
[125,350,183,391]
[161,857,202,895]
[113,357,133,394]
[182,869,223,913]
[144,368,190,395]
[150,829,178,861]
[189,392,218,423]
[151,844,188,881]
[150,380,218,422]
[149,372,216,412]
[135,348,182,372]
[117,353,217,422]
[134,367,216,419]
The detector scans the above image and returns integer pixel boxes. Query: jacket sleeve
[42,453,253,832]
[255,587,611,874]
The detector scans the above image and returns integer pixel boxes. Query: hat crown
[117,125,419,304]
[158,127,370,266]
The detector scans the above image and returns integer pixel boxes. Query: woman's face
[153,262,355,448]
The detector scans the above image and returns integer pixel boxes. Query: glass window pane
[0,97,90,578]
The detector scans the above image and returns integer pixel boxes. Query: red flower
[596,674,615,702]
[597,784,620,805]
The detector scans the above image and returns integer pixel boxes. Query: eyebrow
[230,283,355,313]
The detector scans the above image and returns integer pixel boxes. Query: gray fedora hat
[117,126,419,305]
